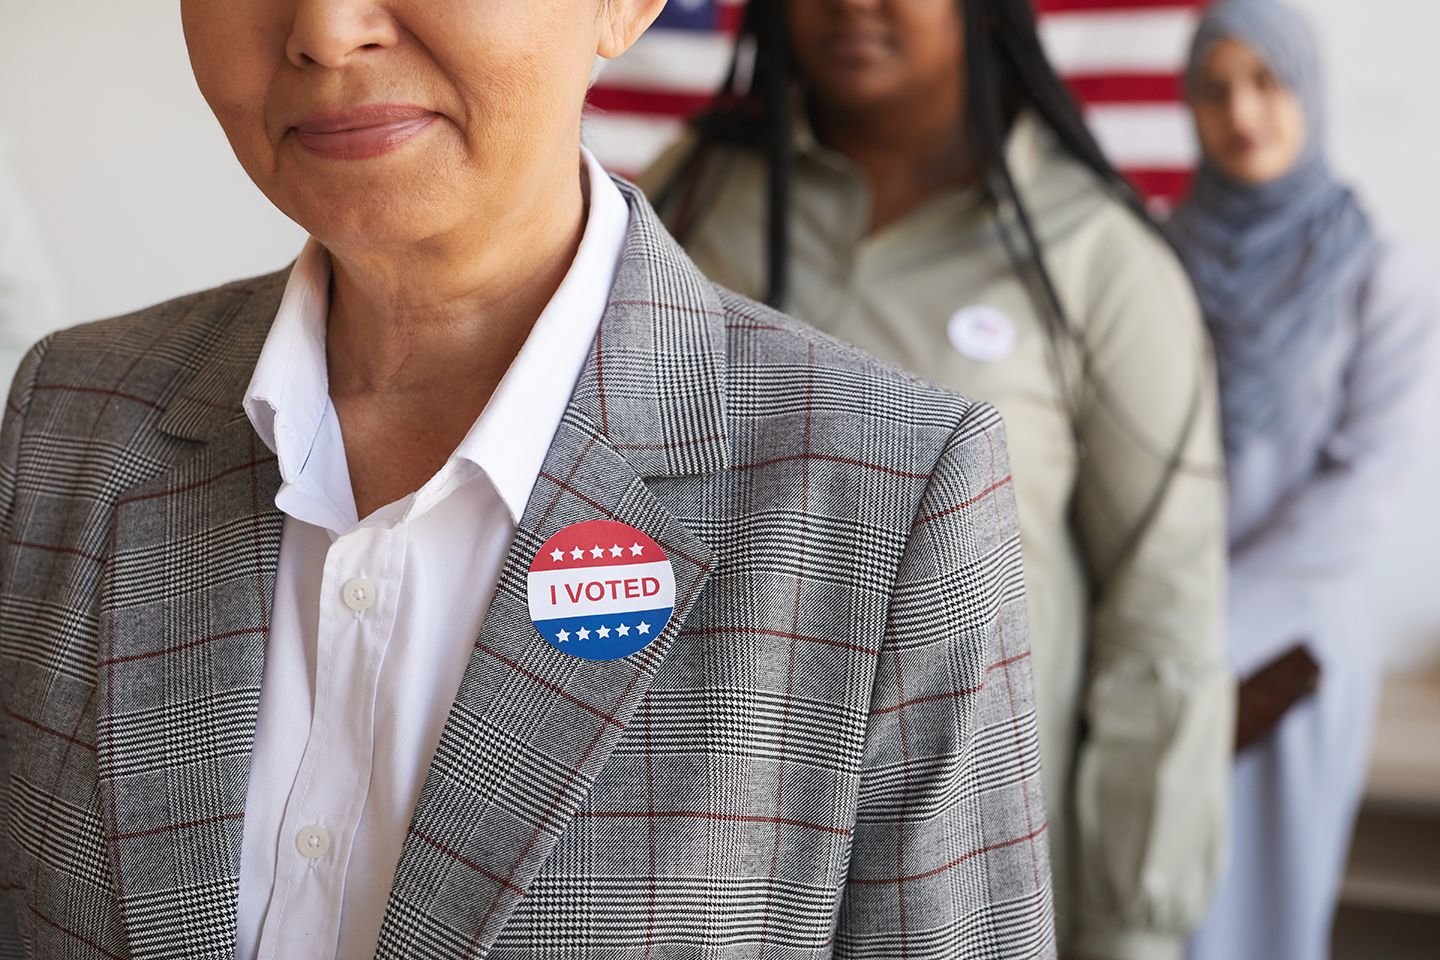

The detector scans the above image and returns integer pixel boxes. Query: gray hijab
[1170,0,1376,454]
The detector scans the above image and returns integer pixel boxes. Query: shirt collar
[243,146,630,527]
[448,147,629,522]
[243,238,331,486]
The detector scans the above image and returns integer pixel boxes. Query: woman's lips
[823,30,893,61]
[293,105,439,161]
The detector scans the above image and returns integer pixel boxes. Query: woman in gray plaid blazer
[0,1,1053,958]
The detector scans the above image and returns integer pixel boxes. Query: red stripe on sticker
[529,519,667,573]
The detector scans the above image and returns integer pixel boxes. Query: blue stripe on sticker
[533,609,674,661]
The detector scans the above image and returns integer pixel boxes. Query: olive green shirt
[642,114,1233,960]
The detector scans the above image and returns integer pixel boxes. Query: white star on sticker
[555,629,571,643]
[597,625,611,639]
[610,544,624,558]
[550,548,565,562]
[630,543,645,557]
[576,627,591,641]
[637,621,651,635]
[590,545,606,559]
[570,547,585,561]
[615,623,631,637]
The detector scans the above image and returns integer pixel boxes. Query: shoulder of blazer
[710,283,986,476]
[611,174,993,488]
[38,269,289,389]
[19,269,289,434]
[7,269,290,509]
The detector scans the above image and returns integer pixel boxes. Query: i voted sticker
[947,306,1017,362]
[527,519,676,661]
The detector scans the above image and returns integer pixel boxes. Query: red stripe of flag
[718,2,744,34]
[591,1,1203,202]
[1065,73,1183,104]
[1034,0,1204,12]
[587,87,715,118]
[1125,167,1194,200]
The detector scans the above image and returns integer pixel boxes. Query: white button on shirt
[235,149,629,960]
[341,578,375,614]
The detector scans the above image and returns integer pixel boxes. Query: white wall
[3,2,1439,666]
[0,3,305,327]
[1301,0,1440,669]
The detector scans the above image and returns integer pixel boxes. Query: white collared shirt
[235,149,629,960]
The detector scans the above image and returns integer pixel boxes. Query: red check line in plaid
[105,610,128,905]
[607,299,725,321]
[681,625,880,659]
[106,811,245,845]
[30,689,96,899]
[2,707,95,752]
[734,452,932,482]
[918,474,1016,525]
[30,906,125,960]
[643,697,658,957]
[7,539,105,565]
[83,314,187,446]
[870,652,1034,718]
[408,829,526,896]
[31,384,165,413]
[725,323,786,333]
[98,626,269,667]
[473,640,627,729]
[594,324,610,436]
[983,431,1045,890]
[612,432,728,453]
[538,469,618,525]
[114,455,278,508]
[893,643,915,952]
[847,822,1052,886]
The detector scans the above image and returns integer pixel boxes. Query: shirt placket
[257,522,408,960]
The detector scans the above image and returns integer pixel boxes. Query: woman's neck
[811,89,976,234]
[323,164,586,403]
[319,154,589,518]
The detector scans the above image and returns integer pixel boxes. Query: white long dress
[1190,239,1436,960]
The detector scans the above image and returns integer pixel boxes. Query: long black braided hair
[652,0,1205,583]
[653,0,1157,333]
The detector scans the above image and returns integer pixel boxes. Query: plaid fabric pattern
[0,182,1053,959]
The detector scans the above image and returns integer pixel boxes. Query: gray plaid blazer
[0,183,1054,959]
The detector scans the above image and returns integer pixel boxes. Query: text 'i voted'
[527,519,676,661]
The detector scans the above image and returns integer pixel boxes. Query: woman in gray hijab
[1173,1,1436,957]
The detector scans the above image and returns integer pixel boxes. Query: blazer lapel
[376,183,730,959]
[96,275,287,960]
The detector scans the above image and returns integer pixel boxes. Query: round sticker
[947,306,1017,363]
[527,519,677,661]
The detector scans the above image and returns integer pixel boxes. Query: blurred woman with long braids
[1177,3,1436,958]
[642,1,1232,956]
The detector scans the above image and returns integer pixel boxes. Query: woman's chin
[1215,148,1301,187]
[266,161,462,248]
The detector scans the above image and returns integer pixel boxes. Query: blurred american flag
[587,0,1206,204]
